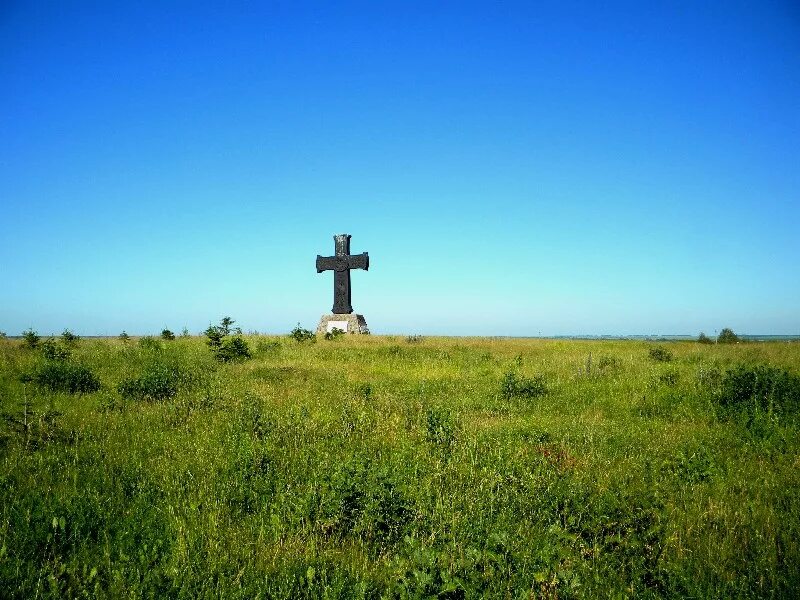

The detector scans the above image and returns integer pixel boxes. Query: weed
[425,407,456,447]
[21,362,101,394]
[324,327,345,341]
[21,328,39,349]
[289,323,316,343]
[648,346,673,362]
[500,370,547,399]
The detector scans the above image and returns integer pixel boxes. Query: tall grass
[0,336,798,598]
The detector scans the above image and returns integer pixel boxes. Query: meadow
[0,331,798,598]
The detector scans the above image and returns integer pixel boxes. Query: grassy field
[1,333,798,598]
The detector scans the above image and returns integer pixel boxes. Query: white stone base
[316,314,369,335]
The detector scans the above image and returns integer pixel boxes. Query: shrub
[161,329,175,341]
[39,338,71,362]
[648,346,673,362]
[718,328,739,344]
[289,323,315,343]
[715,364,800,421]
[500,370,547,399]
[61,329,80,346]
[181,327,190,337]
[138,336,162,351]
[205,318,251,362]
[21,362,101,394]
[118,364,181,402]
[697,332,713,344]
[119,331,130,342]
[324,327,345,341]
[406,335,424,344]
[216,336,252,363]
[21,328,39,349]
[425,407,456,447]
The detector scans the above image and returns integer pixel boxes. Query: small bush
[324,327,345,341]
[21,363,101,394]
[119,331,130,342]
[39,338,71,362]
[0,331,6,339]
[138,336,162,351]
[181,327,190,337]
[718,328,739,344]
[659,369,680,387]
[715,364,800,421]
[215,336,252,363]
[597,355,620,371]
[648,346,673,362]
[289,323,315,343]
[161,329,175,341]
[406,335,424,344]
[21,328,40,349]
[61,329,80,346]
[118,364,182,402]
[500,370,547,399]
[697,332,713,344]
[425,407,455,447]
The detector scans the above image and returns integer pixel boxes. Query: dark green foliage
[138,336,162,351]
[118,331,130,342]
[406,335,424,344]
[0,331,6,339]
[21,328,39,349]
[21,362,101,394]
[324,327,345,341]
[500,370,547,399]
[698,332,713,344]
[60,329,79,346]
[39,338,71,362]
[215,336,252,362]
[659,369,680,386]
[118,363,183,402]
[289,323,315,342]
[425,407,455,447]
[205,317,252,362]
[597,355,620,371]
[160,328,175,341]
[717,328,739,344]
[715,364,800,421]
[649,346,673,362]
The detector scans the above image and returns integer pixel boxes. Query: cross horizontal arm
[348,252,369,271]
[316,255,339,273]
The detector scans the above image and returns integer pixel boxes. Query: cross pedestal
[316,313,370,336]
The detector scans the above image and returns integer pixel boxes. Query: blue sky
[1,1,798,336]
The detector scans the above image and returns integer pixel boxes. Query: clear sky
[1,1,798,336]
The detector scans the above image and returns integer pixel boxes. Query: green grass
[1,335,798,598]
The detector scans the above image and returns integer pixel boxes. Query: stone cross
[316,234,369,314]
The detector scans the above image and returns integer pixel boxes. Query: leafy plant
[714,364,800,421]
[21,328,40,349]
[500,370,547,399]
[161,328,175,341]
[717,328,739,344]
[697,332,713,344]
[206,317,252,362]
[119,331,130,342]
[324,327,345,341]
[61,329,80,346]
[289,323,316,343]
[648,346,673,362]
[118,364,182,402]
[39,338,71,362]
[21,362,101,394]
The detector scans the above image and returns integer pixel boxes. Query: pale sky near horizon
[2,1,799,336]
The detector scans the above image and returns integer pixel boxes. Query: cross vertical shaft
[316,234,369,314]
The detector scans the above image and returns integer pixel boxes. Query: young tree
[717,328,739,344]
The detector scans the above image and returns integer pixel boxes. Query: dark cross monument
[315,234,370,334]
